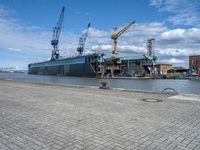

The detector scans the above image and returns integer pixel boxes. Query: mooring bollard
[99,82,110,89]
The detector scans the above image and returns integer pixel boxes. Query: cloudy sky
[0,0,200,69]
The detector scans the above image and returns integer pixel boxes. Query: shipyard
[1,1,200,150]
[27,7,200,79]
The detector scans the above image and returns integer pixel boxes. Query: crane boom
[51,7,65,60]
[111,21,135,54]
[77,23,91,55]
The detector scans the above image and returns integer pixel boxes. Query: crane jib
[77,22,91,55]
[111,20,136,54]
[51,6,65,60]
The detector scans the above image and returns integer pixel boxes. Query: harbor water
[0,73,199,95]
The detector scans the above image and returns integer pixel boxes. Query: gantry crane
[51,7,65,60]
[111,21,135,54]
[77,23,91,55]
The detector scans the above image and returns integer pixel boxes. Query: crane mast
[143,38,157,75]
[111,21,135,54]
[147,38,155,57]
[77,23,91,55]
[51,7,65,60]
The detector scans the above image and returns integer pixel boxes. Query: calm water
[0,73,199,95]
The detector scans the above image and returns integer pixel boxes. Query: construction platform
[0,79,200,150]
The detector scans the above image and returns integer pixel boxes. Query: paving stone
[0,79,200,150]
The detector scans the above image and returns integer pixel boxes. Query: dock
[0,79,200,150]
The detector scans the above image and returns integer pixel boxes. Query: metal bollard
[99,82,110,89]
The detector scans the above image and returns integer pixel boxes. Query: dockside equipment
[111,21,135,54]
[51,7,65,60]
[77,23,91,55]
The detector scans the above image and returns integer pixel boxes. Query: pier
[0,79,200,150]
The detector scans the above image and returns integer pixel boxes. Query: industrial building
[155,64,173,75]
[120,58,150,76]
[189,55,200,72]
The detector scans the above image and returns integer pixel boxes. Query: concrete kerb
[0,78,168,95]
[1,78,200,102]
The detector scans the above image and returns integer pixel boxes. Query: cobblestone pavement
[0,79,200,150]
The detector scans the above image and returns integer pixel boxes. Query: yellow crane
[111,21,135,54]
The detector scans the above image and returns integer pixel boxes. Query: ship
[28,7,105,77]
[28,53,104,77]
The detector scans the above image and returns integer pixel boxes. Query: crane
[143,38,157,75]
[144,38,156,65]
[77,23,91,55]
[111,21,135,54]
[51,7,65,60]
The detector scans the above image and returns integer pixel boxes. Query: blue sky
[0,0,200,69]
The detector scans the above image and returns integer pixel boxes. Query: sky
[0,0,200,69]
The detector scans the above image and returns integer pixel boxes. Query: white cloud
[157,28,200,60]
[118,45,146,53]
[0,6,79,60]
[149,0,200,26]
[160,28,185,40]
[91,44,112,51]
[158,48,190,57]
[8,47,21,52]
[160,28,200,41]
[159,58,185,64]
[0,5,14,17]
[89,28,109,37]
[0,7,50,54]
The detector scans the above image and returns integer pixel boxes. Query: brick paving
[0,79,200,150]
